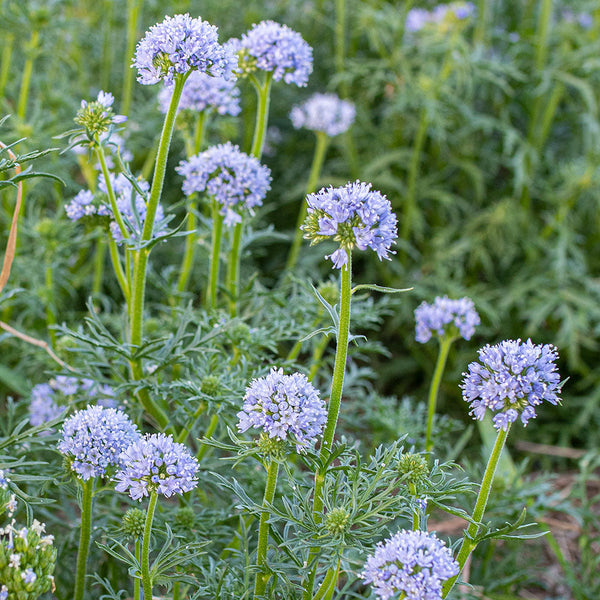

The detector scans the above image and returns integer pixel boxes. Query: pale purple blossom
[361,529,459,600]
[415,296,480,343]
[133,14,234,86]
[461,339,562,431]
[114,434,198,500]
[290,93,355,137]
[237,368,327,449]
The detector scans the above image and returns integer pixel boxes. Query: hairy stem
[425,337,453,454]
[206,200,224,310]
[442,424,511,597]
[74,479,94,600]
[142,492,158,600]
[253,460,279,599]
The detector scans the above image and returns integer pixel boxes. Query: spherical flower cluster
[361,529,459,600]
[0,520,56,599]
[158,70,240,116]
[177,142,271,226]
[58,405,140,480]
[290,93,355,137]
[65,172,165,244]
[237,368,327,449]
[74,90,127,138]
[414,296,480,344]
[461,339,562,431]
[302,181,398,269]
[29,377,117,429]
[133,13,234,86]
[562,10,593,29]
[406,2,476,33]
[114,434,199,500]
[238,20,313,86]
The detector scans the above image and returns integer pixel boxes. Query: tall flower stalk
[300,181,398,598]
[17,29,39,121]
[121,0,142,116]
[414,296,480,454]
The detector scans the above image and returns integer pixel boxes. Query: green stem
[173,581,180,600]
[286,132,330,271]
[142,492,158,600]
[473,0,488,46]
[335,0,347,97]
[92,236,106,296]
[129,74,186,429]
[196,413,219,461]
[250,73,273,159]
[226,220,243,316]
[206,200,224,310]
[442,424,511,597]
[253,460,280,599]
[134,538,141,600]
[424,336,453,454]
[121,0,141,116]
[0,33,14,100]
[17,30,39,121]
[74,479,94,600]
[312,559,340,600]
[400,107,428,244]
[96,142,129,240]
[318,253,352,460]
[304,254,352,600]
[101,0,113,90]
[308,334,331,382]
[534,0,553,72]
[108,237,130,305]
[44,264,57,346]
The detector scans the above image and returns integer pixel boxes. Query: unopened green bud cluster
[398,453,429,486]
[0,520,56,600]
[256,433,286,459]
[121,508,145,539]
[325,507,351,536]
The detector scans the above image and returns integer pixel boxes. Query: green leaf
[351,284,412,295]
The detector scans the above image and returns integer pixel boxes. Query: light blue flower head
[133,13,234,86]
[238,20,313,86]
[177,142,271,226]
[302,181,398,269]
[361,529,459,600]
[237,368,326,449]
[461,339,562,431]
[290,93,355,137]
[114,434,199,500]
[58,405,140,480]
[414,296,480,343]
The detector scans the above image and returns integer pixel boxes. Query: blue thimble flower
[238,20,313,86]
[290,93,355,137]
[158,70,241,116]
[114,434,199,500]
[415,296,480,344]
[361,529,459,600]
[29,384,65,427]
[302,181,398,269]
[133,13,234,86]
[237,368,327,449]
[58,405,140,480]
[461,339,562,431]
[406,2,475,32]
[74,90,127,138]
[177,142,271,226]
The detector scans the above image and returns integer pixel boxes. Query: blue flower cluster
[237,368,327,449]
[302,181,398,269]
[65,173,165,244]
[177,142,271,226]
[114,434,199,500]
[290,93,355,137]
[58,406,140,480]
[562,10,593,29]
[461,339,562,431]
[74,90,127,137]
[29,377,117,428]
[361,529,459,600]
[238,20,313,86]
[406,2,475,33]
[158,70,241,116]
[133,13,234,86]
[414,296,480,343]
